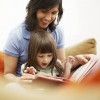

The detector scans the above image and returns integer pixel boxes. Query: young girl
[22,30,75,79]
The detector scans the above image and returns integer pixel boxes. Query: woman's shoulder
[10,22,26,34]
[9,22,30,39]
[52,24,63,36]
[55,24,63,32]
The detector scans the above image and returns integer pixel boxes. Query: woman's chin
[40,24,49,29]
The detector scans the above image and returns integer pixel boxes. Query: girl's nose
[43,57,48,62]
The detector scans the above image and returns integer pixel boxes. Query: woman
[4,0,65,82]
[3,0,90,82]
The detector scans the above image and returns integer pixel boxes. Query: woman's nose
[44,14,52,21]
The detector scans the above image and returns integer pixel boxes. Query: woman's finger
[75,55,89,65]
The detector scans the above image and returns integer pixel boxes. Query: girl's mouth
[42,63,48,66]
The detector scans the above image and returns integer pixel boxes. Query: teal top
[21,63,59,77]
[38,67,59,77]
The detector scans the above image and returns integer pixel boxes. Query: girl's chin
[41,66,48,68]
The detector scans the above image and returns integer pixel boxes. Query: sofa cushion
[0,51,4,74]
[65,38,97,56]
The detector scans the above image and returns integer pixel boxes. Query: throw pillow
[65,38,97,56]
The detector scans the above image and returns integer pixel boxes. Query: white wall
[0,0,29,50]
[61,0,100,55]
[0,0,100,55]
[63,0,100,41]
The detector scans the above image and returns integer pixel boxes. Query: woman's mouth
[42,22,49,26]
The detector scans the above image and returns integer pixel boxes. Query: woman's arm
[4,53,20,82]
[56,47,66,64]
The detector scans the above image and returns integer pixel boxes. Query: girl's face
[36,53,53,68]
[36,5,59,29]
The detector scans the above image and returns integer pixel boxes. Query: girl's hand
[23,66,37,75]
[63,56,75,78]
[63,56,75,69]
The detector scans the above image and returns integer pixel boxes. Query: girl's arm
[62,56,75,79]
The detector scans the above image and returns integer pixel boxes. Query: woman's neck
[34,26,47,31]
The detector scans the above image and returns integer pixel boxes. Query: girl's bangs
[38,44,54,53]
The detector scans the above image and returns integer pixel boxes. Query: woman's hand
[75,54,92,65]
[20,73,36,83]
[21,73,36,80]
[63,54,94,73]
[70,54,94,69]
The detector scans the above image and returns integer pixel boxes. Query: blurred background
[0,1,100,99]
[0,0,100,55]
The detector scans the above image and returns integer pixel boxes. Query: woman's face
[36,53,53,68]
[36,5,59,29]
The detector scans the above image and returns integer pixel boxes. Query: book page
[70,55,98,83]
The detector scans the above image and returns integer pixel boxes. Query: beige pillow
[65,38,97,56]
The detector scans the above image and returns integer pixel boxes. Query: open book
[70,54,98,83]
[32,75,71,85]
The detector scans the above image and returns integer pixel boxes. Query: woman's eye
[52,12,58,15]
[41,10,47,13]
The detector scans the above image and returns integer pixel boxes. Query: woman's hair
[25,0,63,32]
[26,30,63,76]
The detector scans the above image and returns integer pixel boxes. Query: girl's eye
[39,55,43,58]
[48,55,52,57]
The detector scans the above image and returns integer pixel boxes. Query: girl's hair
[26,30,63,76]
[25,0,63,32]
